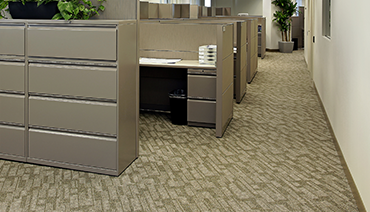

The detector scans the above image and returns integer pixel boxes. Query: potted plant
[53,0,106,20]
[0,0,105,20]
[272,0,297,53]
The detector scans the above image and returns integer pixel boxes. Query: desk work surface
[139,59,216,69]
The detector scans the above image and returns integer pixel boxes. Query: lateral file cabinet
[187,69,217,127]
[0,20,138,176]
[0,23,26,161]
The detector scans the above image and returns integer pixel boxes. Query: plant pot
[278,41,294,53]
[9,2,58,19]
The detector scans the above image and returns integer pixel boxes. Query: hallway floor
[0,50,359,211]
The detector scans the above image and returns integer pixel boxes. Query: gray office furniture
[0,20,138,176]
[140,22,234,138]
[247,18,259,83]
[187,69,217,128]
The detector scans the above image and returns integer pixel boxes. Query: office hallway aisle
[0,51,359,211]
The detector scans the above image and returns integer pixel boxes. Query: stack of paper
[199,45,217,65]
[140,58,182,64]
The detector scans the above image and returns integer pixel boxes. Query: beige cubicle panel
[216,7,231,16]
[140,2,159,19]
[159,19,247,104]
[173,4,181,18]
[182,4,198,19]
[207,7,216,17]
[200,16,260,83]
[258,17,266,58]
[246,18,258,83]
[158,4,174,19]
[198,6,208,17]
[172,4,198,19]
[140,22,234,137]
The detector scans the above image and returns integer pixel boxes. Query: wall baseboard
[313,83,366,212]
[266,48,279,52]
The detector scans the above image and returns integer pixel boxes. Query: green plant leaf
[62,13,72,20]
[52,13,63,20]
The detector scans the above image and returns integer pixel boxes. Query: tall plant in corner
[272,0,297,42]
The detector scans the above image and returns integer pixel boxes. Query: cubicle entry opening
[139,21,234,137]
[140,66,187,112]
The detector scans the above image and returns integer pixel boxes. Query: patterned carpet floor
[0,50,359,211]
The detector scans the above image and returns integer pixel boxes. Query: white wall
[140,0,199,4]
[234,0,262,16]
[262,0,282,50]
[214,0,281,49]
[311,0,370,210]
[263,0,272,49]
[214,0,262,16]
[270,3,282,49]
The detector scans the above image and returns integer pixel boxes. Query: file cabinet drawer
[0,62,25,92]
[188,99,216,124]
[28,26,116,61]
[29,64,116,100]
[188,75,216,100]
[0,94,24,124]
[0,26,24,56]
[0,125,25,156]
[29,97,117,135]
[29,129,116,170]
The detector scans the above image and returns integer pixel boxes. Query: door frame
[304,0,314,78]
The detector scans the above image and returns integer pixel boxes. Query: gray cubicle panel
[0,20,139,176]
[140,22,234,137]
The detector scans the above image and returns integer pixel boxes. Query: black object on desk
[169,89,187,125]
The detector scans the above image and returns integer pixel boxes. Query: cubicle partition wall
[140,2,159,19]
[257,17,266,58]
[158,4,174,19]
[198,6,208,17]
[246,18,258,83]
[216,8,231,16]
[207,7,216,17]
[140,21,234,137]
[200,16,260,83]
[160,19,247,104]
[173,4,198,19]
